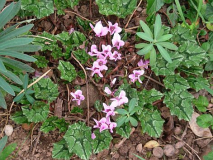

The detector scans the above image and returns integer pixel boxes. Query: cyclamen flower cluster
[92,87,128,139]
[128,59,149,83]
[87,21,124,78]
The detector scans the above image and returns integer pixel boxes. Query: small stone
[174,126,182,135]
[175,142,185,149]
[153,147,164,158]
[5,125,13,136]
[137,7,142,12]
[113,153,120,159]
[164,145,175,157]
[136,144,143,153]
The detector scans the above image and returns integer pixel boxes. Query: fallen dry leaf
[189,112,212,137]
[144,140,160,149]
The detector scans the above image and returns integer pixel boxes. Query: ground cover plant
[0,0,213,159]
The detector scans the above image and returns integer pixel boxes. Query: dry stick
[124,0,143,29]
[64,10,94,24]
[32,131,41,155]
[72,55,90,126]
[194,136,213,141]
[144,71,152,89]
[26,35,53,41]
[143,74,165,87]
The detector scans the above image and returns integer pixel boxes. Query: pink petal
[91,132,96,139]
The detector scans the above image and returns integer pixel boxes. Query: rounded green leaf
[129,117,138,127]
[196,114,213,128]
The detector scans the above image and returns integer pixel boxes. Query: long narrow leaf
[0,2,14,29]
[0,143,17,159]
[0,0,6,11]
[154,15,162,39]
[0,51,36,62]
[137,44,153,55]
[175,0,188,26]
[0,38,34,50]
[157,42,178,50]
[0,70,22,85]
[13,92,24,102]
[0,24,18,37]
[0,59,7,72]
[156,44,172,63]
[0,24,34,43]
[0,136,8,152]
[1,57,35,73]
[156,34,173,42]
[135,43,149,49]
[0,77,15,96]
[6,45,41,52]
[23,74,29,90]
[0,90,7,109]
[139,20,153,38]
[150,48,156,65]
[136,32,153,42]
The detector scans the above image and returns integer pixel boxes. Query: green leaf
[11,111,28,124]
[20,0,54,19]
[0,90,6,109]
[54,0,80,15]
[129,117,138,126]
[150,48,156,65]
[154,14,162,39]
[163,74,190,94]
[33,78,59,103]
[187,76,210,92]
[138,89,163,107]
[196,114,213,128]
[33,55,48,68]
[156,42,178,50]
[0,70,22,85]
[64,122,92,160]
[116,109,128,115]
[157,34,173,42]
[204,149,213,160]
[0,59,7,72]
[193,96,209,112]
[95,0,137,18]
[0,143,17,160]
[58,60,77,82]
[116,116,128,127]
[6,45,41,52]
[0,0,6,11]
[94,100,103,112]
[116,122,131,138]
[52,139,73,160]
[167,3,178,27]
[0,38,34,50]
[0,77,15,96]
[129,98,137,113]
[200,82,213,96]
[92,130,112,154]
[22,101,49,123]
[139,20,153,38]
[151,51,184,76]
[73,49,90,64]
[139,108,164,137]
[40,116,68,133]
[137,44,153,55]
[164,90,194,121]
[147,0,164,15]
[156,44,172,63]
[0,136,8,153]
[13,92,25,103]
[136,32,154,42]
[135,43,149,49]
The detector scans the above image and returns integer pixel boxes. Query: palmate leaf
[33,78,59,103]
[54,0,80,15]
[22,101,49,123]
[10,111,28,124]
[95,0,137,18]
[138,89,163,107]
[52,139,73,160]
[73,49,90,64]
[21,0,54,18]
[163,74,190,94]
[116,122,131,138]
[139,107,164,138]
[164,90,194,121]
[40,116,68,133]
[58,60,77,82]
[92,130,112,154]
[64,122,92,160]
[151,52,184,76]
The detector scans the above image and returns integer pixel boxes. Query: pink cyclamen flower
[138,59,150,69]
[91,133,96,139]
[88,45,100,57]
[129,70,145,83]
[104,87,112,95]
[110,78,116,87]
[109,51,122,61]
[103,103,115,117]
[108,21,122,35]
[90,21,108,37]
[112,33,125,50]
[101,45,112,58]
[93,59,108,71]
[70,90,85,105]
[110,90,128,107]
[87,66,103,77]
[93,118,109,132]
[109,122,117,133]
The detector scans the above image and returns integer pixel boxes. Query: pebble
[174,126,182,135]
[136,143,143,153]
[153,147,164,158]
[175,142,185,149]
[137,7,142,12]
[164,145,175,157]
